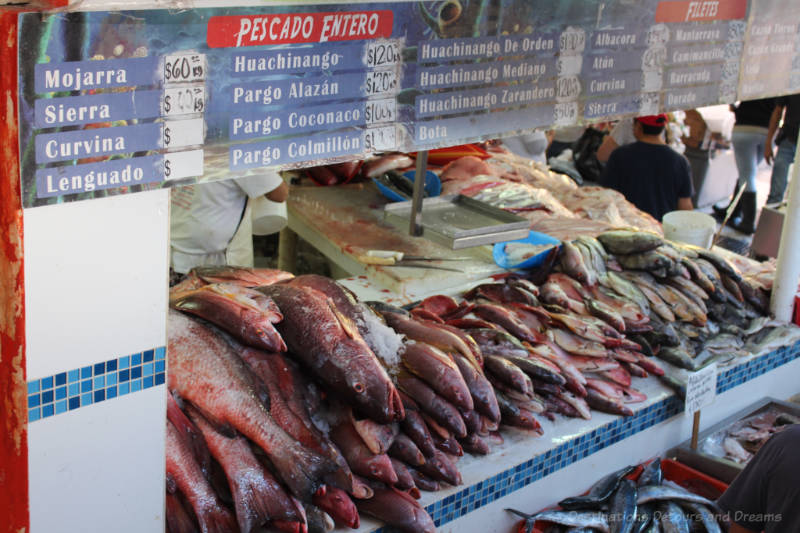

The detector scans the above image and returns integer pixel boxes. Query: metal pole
[409,150,428,236]
[770,132,800,322]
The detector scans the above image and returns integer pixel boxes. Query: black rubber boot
[731,191,756,235]
[712,188,742,222]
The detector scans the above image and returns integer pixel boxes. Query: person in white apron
[170,173,288,274]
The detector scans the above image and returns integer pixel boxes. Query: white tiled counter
[348,341,800,533]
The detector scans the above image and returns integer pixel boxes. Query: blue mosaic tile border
[27,347,166,423]
[372,340,800,532]
[416,395,685,528]
[717,343,800,394]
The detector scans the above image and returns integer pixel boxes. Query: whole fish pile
[167,267,436,533]
[166,263,689,533]
[405,229,795,419]
[438,154,662,240]
[163,249,795,533]
[507,459,729,533]
[551,231,784,382]
[406,276,646,421]
[303,153,414,186]
[705,407,800,465]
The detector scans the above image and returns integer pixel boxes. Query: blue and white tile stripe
[23,340,800,528]
[374,340,800,531]
[27,347,166,423]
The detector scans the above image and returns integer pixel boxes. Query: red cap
[636,114,668,127]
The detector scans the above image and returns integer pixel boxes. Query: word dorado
[235,13,381,47]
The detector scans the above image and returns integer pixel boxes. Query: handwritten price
[163,86,206,116]
[366,41,401,68]
[164,53,206,83]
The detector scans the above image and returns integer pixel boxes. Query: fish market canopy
[14,0,800,207]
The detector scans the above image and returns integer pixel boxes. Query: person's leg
[766,139,797,205]
[716,129,758,219]
[731,130,761,192]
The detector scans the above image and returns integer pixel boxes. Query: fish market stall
[284,183,508,296]
[5,1,800,533]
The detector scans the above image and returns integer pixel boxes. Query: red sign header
[655,0,747,22]
[207,10,394,48]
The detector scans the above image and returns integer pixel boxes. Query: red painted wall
[0,3,65,532]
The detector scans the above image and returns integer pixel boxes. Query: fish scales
[165,420,238,533]
[259,285,403,423]
[401,341,474,412]
[184,404,301,530]
[608,479,637,533]
[167,311,340,499]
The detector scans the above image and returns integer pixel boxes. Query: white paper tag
[161,86,206,117]
[163,53,207,84]
[685,363,717,414]
[161,118,205,149]
[365,98,397,125]
[364,125,397,152]
[163,149,204,181]
[365,40,401,68]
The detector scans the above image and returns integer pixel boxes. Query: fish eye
[353,382,365,394]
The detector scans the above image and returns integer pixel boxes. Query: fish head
[366,454,399,485]
[347,365,405,423]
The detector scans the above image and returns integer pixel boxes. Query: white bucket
[662,211,716,248]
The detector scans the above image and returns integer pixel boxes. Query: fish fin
[329,301,360,340]
[505,508,534,519]
[195,501,238,533]
[166,474,177,494]
[187,402,238,439]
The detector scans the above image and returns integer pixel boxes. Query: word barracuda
[207,11,393,48]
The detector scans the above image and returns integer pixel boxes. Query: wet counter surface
[287,184,506,297]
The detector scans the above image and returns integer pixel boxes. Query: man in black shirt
[765,93,800,206]
[717,424,800,533]
[600,114,693,221]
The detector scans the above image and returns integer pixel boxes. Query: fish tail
[196,501,238,533]
[165,491,198,533]
[233,478,299,533]
[505,508,534,519]
[274,444,340,499]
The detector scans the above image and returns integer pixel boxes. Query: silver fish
[637,485,713,507]
[657,347,698,371]
[597,230,663,255]
[601,272,651,315]
[680,502,722,533]
[745,325,800,354]
[507,508,610,532]
[637,460,662,487]
[703,333,743,351]
[609,479,638,533]
[562,241,596,286]
[658,502,689,533]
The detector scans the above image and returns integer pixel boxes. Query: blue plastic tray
[493,230,561,269]
[374,170,441,202]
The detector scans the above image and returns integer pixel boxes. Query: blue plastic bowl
[374,170,441,202]
[493,230,561,270]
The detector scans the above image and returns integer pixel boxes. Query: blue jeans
[732,128,767,193]
[767,138,797,204]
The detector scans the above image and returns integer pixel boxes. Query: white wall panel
[28,386,165,533]
[24,189,169,380]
